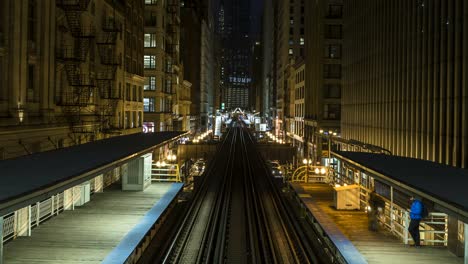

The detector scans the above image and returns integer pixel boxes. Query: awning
[0,131,188,215]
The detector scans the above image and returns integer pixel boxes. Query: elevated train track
[160,121,319,263]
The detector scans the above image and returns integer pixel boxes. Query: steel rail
[162,128,234,263]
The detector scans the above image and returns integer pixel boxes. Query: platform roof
[334,151,468,218]
[0,131,187,215]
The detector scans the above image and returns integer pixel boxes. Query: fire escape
[167,0,180,128]
[56,0,95,136]
[95,12,122,133]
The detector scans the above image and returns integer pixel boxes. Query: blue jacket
[410,200,423,220]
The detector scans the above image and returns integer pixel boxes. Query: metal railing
[2,174,106,244]
[152,164,180,182]
[355,182,448,246]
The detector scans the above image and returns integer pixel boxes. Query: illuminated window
[144,33,157,47]
[144,55,156,69]
[145,0,158,5]
[300,37,305,45]
[143,97,155,112]
[289,48,293,55]
[144,76,156,90]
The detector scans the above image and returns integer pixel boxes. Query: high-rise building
[274,0,306,140]
[219,0,252,110]
[342,0,468,168]
[304,0,343,162]
[181,0,215,132]
[261,0,275,120]
[0,0,144,160]
[144,0,182,132]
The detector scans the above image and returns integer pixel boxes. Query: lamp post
[319,129,336,166]
[303,158,312,183]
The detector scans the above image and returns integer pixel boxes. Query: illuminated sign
[143,122,155,133]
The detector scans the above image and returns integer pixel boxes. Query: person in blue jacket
[408,196,423,247]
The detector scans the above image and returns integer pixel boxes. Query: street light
[303,158,312,183]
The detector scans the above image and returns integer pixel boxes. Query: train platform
[3,183,179,264]
[291,183,463,264]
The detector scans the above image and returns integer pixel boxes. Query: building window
[126,83,131,101]
[28,0,37,42]
[144,55,156,69]
[327,5,343,19]
[290,17,294,25]
[144,76,156,90]
[324,64,341,78]
[325,25,342,39]
[300,37,305,45]
[300,28,304,35]
[145,0,158,4]
[144,33,157,47]
[133,85,137,101]
[144,12,157,26]
[324,83,341,98]
[324,104,341,120]
[325,44,341,58]
[165,79,172,93]
[27,65,36,102]
[166,59,172,73]
[143,97,155,112]
[139,87,143,102]
[289,48,293,55]
[0,57,4,100]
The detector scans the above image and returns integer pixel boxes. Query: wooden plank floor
[3,183,174,264]
[293,183,464,264]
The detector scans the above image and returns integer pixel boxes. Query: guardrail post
[464,223,468,264]
[0,216,3,264]
[403,211,409,244]
[27,206,31,236]
[390,186,394,232]
[51,195,55,216]
[72,188,75,210]
[36,202,40,226]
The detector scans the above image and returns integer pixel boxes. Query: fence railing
[2,174,108,244]
[152,164,180,182]
[356,183,448,246]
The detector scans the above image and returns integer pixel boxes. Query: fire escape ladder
[95,16,122,133]
[56,0,96,135]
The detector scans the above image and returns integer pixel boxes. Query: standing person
[368,191,385,231]
[408,196,423,247]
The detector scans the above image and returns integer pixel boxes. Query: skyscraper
[342,0,468,168]
[304,0,343,161]
[219,0,253,110]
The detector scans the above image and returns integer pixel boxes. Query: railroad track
[161,121,318,264]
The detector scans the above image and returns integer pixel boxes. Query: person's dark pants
[408,219,421,246]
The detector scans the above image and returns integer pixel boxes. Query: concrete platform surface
[3,183,174,264]
[292,183,464,264]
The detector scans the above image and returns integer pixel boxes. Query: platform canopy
[334,151,468,219]
[0,131,187,215]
